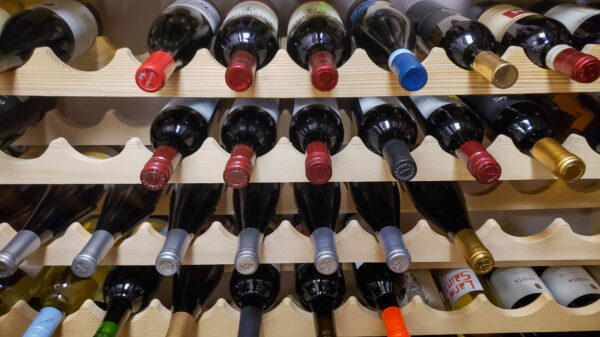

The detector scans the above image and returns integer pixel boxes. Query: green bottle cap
[94,321,119,337]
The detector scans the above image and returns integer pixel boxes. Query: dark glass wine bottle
[348,182,411,274]
[140,98,218,191]
[230,264,280,337]
[352,97,418,181]
[213,0,279,92]
[287,1,351,91]
[460,94,586,182]
[0,96,57,150]
[221,98,279,189]
[0,184,105,277]
[71,185,163,278]
[165,265,224,337]
[233,183,280,275]
[409,95,502,184]
[347,0,427,91]
[467,2,600,83]
[404,181,494,274]
[136,0,221,92]
[93,266,162,337]
[487,267,550,309]
[296,263,345,337]
[0,1,23,32]
[289,98,344,185]
[406,0,518,88]
[155,183,224,276]
[354,263,410,337]
[0,0,101,72]
[293,182,341,275]
[0,185,48,231]
[531,2,600,50]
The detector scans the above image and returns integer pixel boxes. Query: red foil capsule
[225,50,257,92]
[304,141,332,185]
[553,48,600,83]
[223,143,257,189]
[135,51,177,92]
[140,145,182,191]
[308,50,339,92]
[455,141,502,184]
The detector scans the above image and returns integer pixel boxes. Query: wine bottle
[71,185,163,278]
[530,2,600,50]
[165,265,224,337]
[467,2,600,83]
[487,267,551,309]
[347,0,428,91]
[409,95,502,184]
[0,266,57,315]
[0,1,23,31]
[233,183,280,275]
[354,263,410,337]
[460,94,586,182]
[0,185,48,231]
[155,183,224,276]
[539,266,600,307]
[0,184,105,277]
[135,0,221,92]
[348,182,411,274]
[0,96,57,150]
[287,1,351,91]
[221,98,279,189]
[213,0,279,92]
[406,0,518,88]
[434,268,485,310]
[230,264,280,337]
[23,267,110,337]
[293,182,341,275]
[352,97,418,181]
[404,181,494,274]
[0,0,102,72]
[296,263,345,337]
[140,98,218,191]
[93,266,162,337]
[289,98,344,185]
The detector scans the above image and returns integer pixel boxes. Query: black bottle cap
[382,139,417,181]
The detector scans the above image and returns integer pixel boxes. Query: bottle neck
[375,293,401,311]
[453,228,494,274]
[530,137,585,182]
[94,298,132,337]
[238,305,263,337]
[314,311,336,337]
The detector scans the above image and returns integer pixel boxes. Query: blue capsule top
[23,306,64,337]
[388,49,428,91]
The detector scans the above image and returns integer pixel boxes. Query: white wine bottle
[434,268,486,310]
[487,267,551,309]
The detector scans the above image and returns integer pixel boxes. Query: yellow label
[552,94,595,132]
[478,4,537,42]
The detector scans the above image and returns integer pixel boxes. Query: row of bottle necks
[0,0,600,93]
[4,263,600,337]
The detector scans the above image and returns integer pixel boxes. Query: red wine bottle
[155,183,225,276]
[347,0,428,91]
[460,94,586,182]
[0,0,101,72]
[230,264,280,337]
[406,0,518,88]
[93,266,162,337]
[287,1,351,91]
[0,184,105,277]
[348,182,411,274]
[166,265,224,337]
[354,263,410,337]
[71,185,163,278]
[213,0,279,92]
[293,182,341,275]
[409,96,502,184]
[404,181,494,274]
[221,98,279,189]
[352,97,418,181]
[140,98,218,191]
[531,2,600,50]
[289,98,344,185]
[233,183,280,275]
[0,96,56,149]
[296,263,345,337]
[0,185,48,231]
[467,2,600,83]
[136,0,221,92]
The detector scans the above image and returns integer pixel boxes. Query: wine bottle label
[163,98,218,123]
[551,94,595,132]
[357,97,404,116]
[489,267,550,309]
[167,0,221,32]
[224,1,278,34]
[541,266,600,306]
[0,7,9,31]
[39,0,99,59]
[410,95,457,119]
[287,1,343,35]
[543,4,600,34]
[438,268,484,306]
[292,98,340,116]
[419,9,470,45]
[477,4,537,42]
[230,98,280,122]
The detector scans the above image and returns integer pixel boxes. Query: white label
[287,1,342,34]
[167,0,221,32]
[292,97,339,116]
[478,4,537,42]
[163,98,218,122]
[357,97,404,115]
[438,268,484,306]
[39,0,99,59]
[436,14,470,35]
[230,98,280,122]
[224,1,278,34]
[354,262,364,269]
[0,7,10,31]
[544,4,600,34]
[410,95,457,119]
[541,266,600,306]
[489,267,550,309]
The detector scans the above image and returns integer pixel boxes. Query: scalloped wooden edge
[0,37,597,97]
[3,216,600,267]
